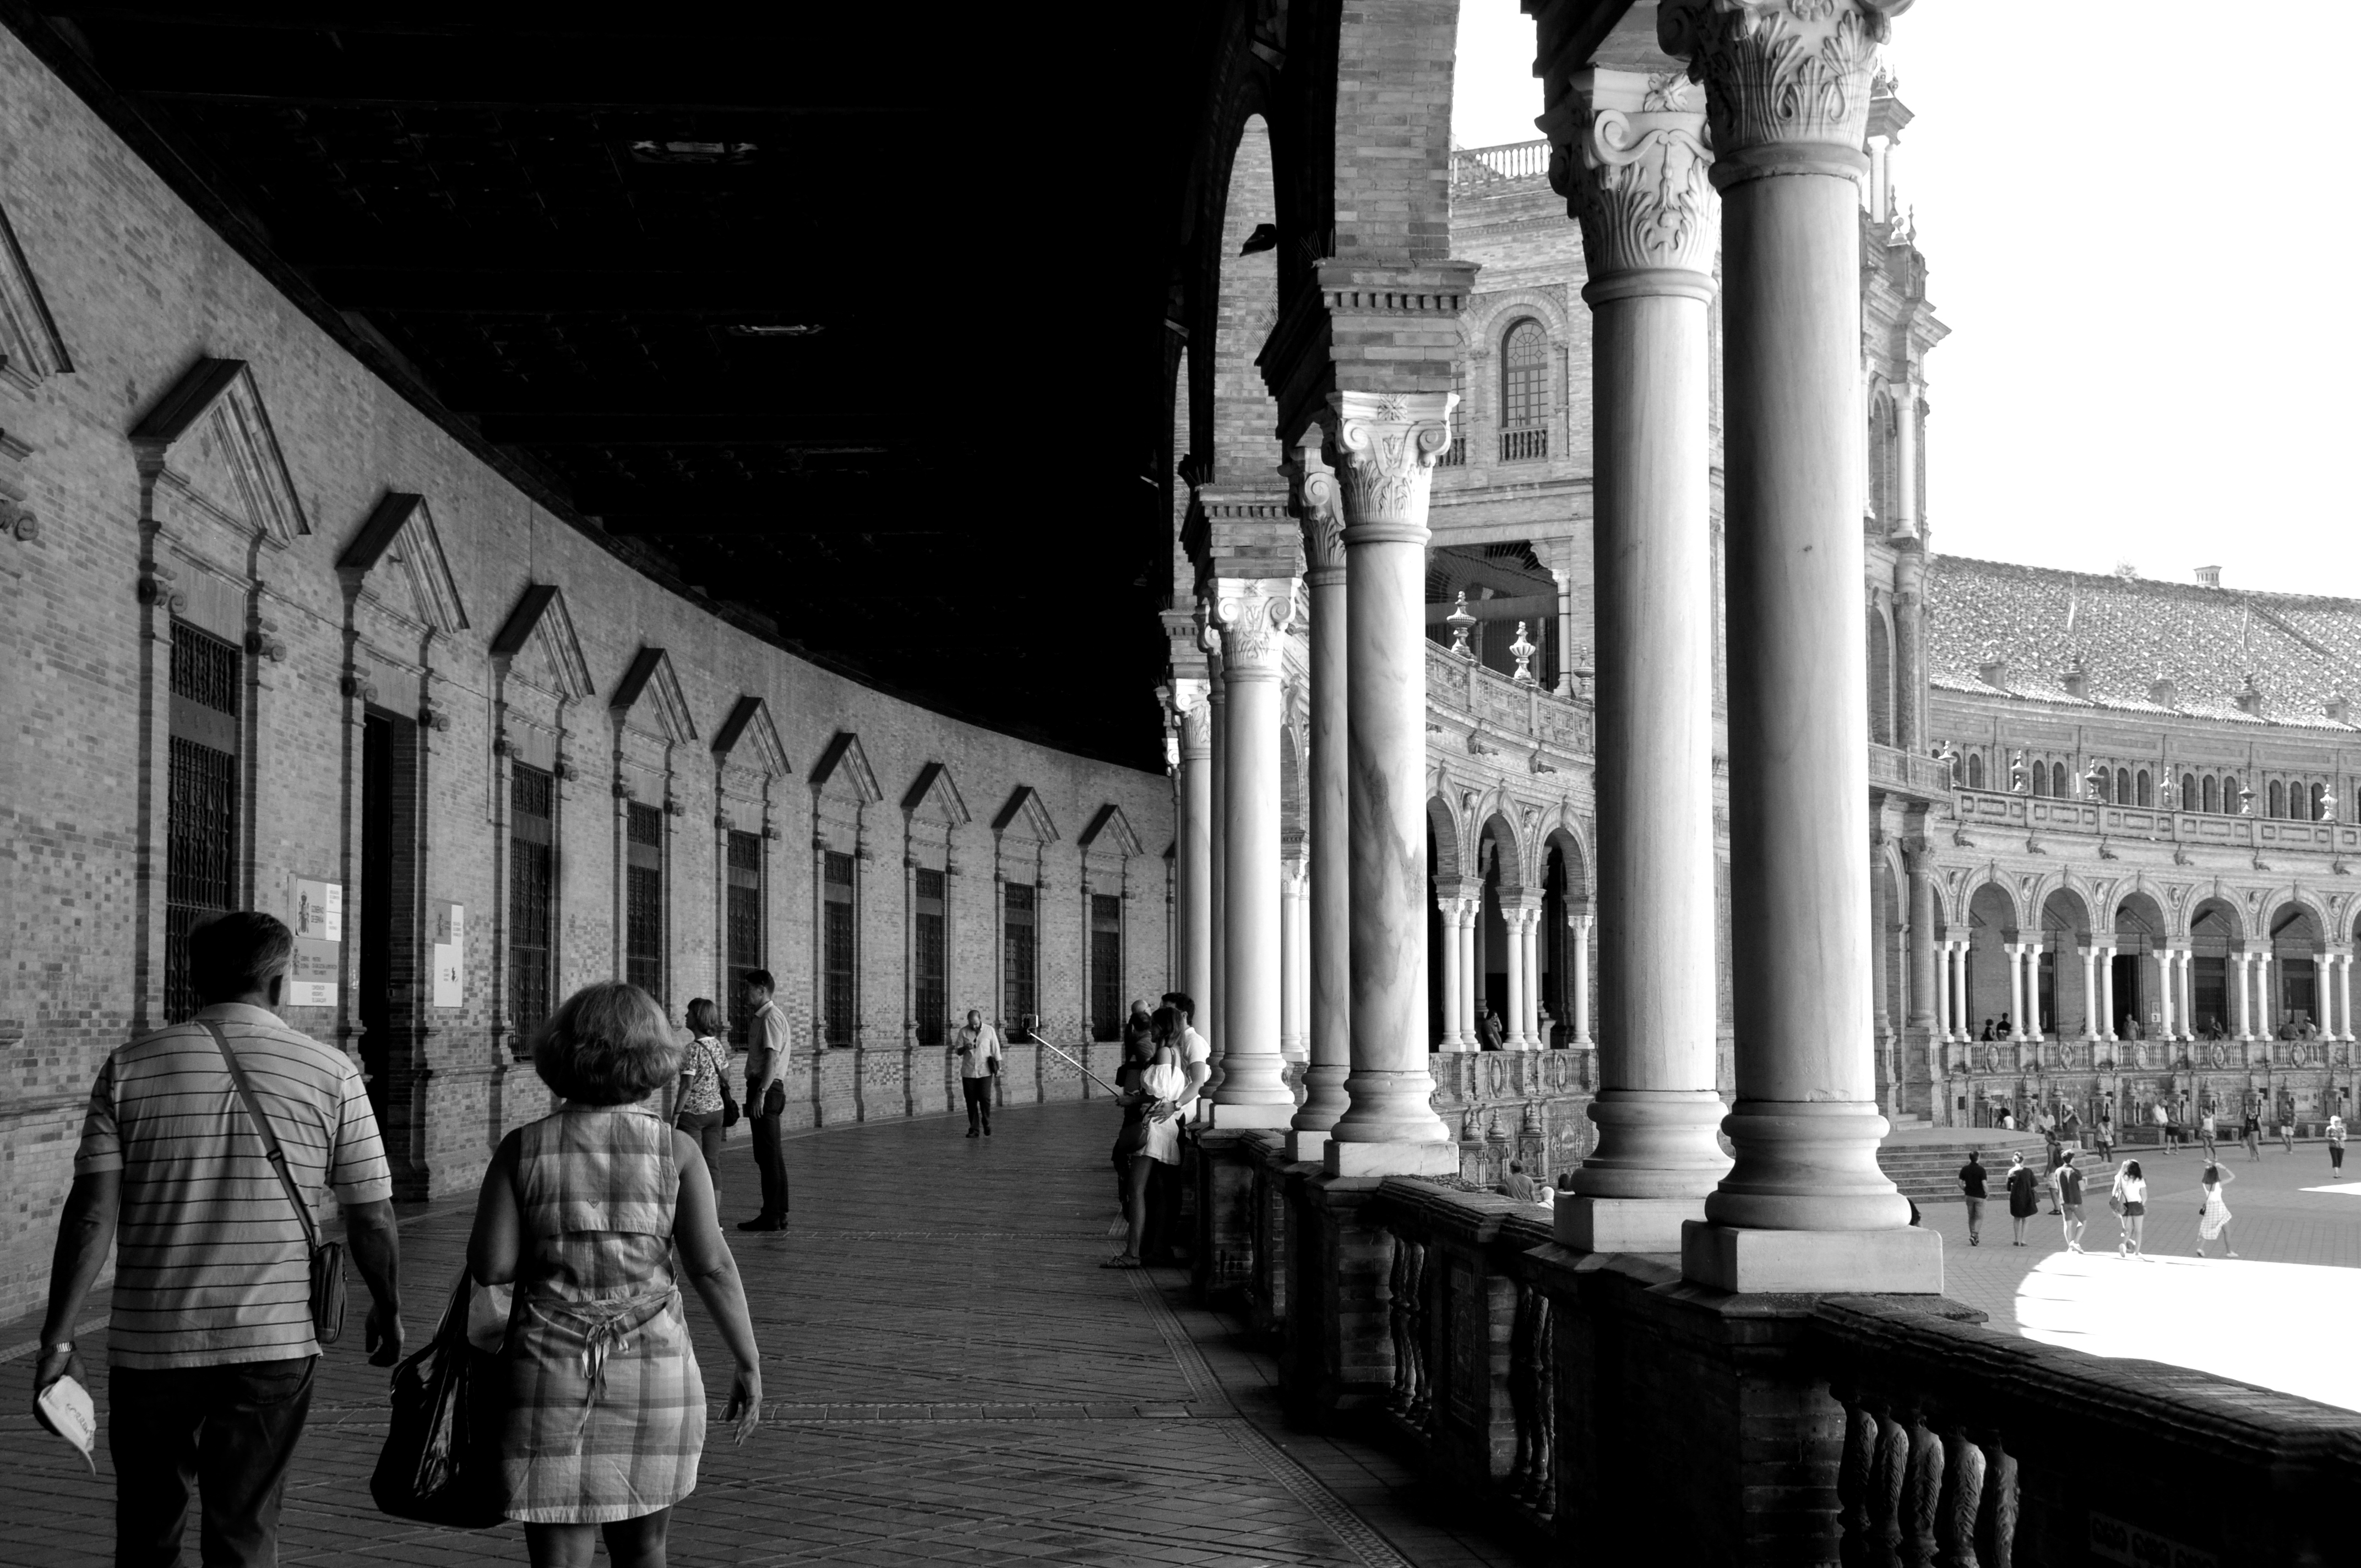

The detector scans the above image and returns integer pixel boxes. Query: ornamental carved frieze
[1207,579,1296,678]
[1658,0,1903,170]
[1328,390,1456,534]
[1559,69,1718,281]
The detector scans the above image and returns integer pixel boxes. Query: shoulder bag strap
[202,1020,322,1254]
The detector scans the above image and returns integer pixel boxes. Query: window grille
[914,867,946,1046]
[823,850,855,1046]
[1499,319,1550,461]
[170,621,242,715]
[165,735,238,1023]
[626,802,663,1001]
[1090,894,1123,1041]
[726,830,763,1046]
[509,764,556,1049]
[1004,880,1037,1025]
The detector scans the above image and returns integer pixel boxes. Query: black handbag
[204,1021,346,1344]
[373,1270,509,1528]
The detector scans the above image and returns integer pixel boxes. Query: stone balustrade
[1252,1168,2361,1565]
[1868,740,1957,802]
[1952,786,2361,858]
[1423,638,1594,758]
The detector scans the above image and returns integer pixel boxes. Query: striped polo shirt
[74,1002,393,1369]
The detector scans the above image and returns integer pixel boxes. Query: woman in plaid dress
[469,982,763,1566]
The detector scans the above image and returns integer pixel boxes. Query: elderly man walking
[32,911,404,1568]
[954,1009,1004,1136]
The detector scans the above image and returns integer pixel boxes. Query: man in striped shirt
[32,911,404,1568]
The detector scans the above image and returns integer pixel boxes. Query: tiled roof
[1923,556,2361,733]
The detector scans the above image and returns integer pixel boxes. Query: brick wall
[0,30,1171,1319]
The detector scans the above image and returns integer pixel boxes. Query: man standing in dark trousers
[739,969,791,1231]
[1957,1149,1988,1246]
[954,1009,1003,1136]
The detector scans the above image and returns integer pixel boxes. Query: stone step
[1876,1134,2052,1200]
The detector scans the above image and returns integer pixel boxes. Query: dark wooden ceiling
[13,4,1206,769]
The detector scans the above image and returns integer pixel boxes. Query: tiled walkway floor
[2,1103,1545,1568]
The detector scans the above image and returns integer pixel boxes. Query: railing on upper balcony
[1951,787,2361,859]
[1866,742,1956,801]
[1451,139,1551,188]
[1425,638,1594,759]
[1498,427,1548,462]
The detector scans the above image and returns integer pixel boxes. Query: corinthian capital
[1282,434,1345,575]
[1168,676,1213,756]
[1658,0,1907,183]
[1206,579,1296,680]
[1555,68,1718,291]
[1326,390,1456,542]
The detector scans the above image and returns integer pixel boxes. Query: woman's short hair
[534,982,681,1106]
[685,997,723,1039]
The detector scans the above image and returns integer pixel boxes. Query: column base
[1680,1221,1944,1294]
[1554,1195,1698,1255]
[1323,1139,1459,1178]
[1284,1128,1330,1162]
[1203,1101,1294,1130]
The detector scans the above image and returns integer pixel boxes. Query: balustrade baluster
[1903,1417,1943,1568]
[1872,1409,1909,1568]
[1974,1440,2017,1568]
[1937,1428,1985,1568]
[1836,1394,1878,1567]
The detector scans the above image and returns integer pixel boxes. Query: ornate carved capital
[1659,0,1905,184]
[1168,677,1213,757]
[1326,390,1456,542]
[1206,579,1295,680]
[1555,68,1718,290]
[1282,435,1345,575]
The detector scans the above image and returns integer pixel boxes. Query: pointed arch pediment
[1080,803,1145,858]
[901,761,972,826]
[338,491,468,634]
[0,203,69,393]
[611,646,697,744]
[712,695,790,778]
[992,785,1059,843]
[489,582,594,700]
[809,731,883,804]
[130,357,308,545]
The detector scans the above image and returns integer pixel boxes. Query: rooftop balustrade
[1449,138,1550,188]
[1952,787,2361,859]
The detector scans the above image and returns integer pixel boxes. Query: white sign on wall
[290,878,342,1007]
[431,902,466,1009]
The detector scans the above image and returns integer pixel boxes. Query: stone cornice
[1258,262,1480,448]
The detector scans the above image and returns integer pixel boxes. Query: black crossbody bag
[203,1021,348,1344]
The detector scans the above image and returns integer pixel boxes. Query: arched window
[2202,775,2218,814]
[1499,319,1550,461]
[2050,761,2068,797]
[2312,782,2326,821]
[1967,753,1985,790]
[2031,758,2049,797]
[2136,769,2152,807]
[2225,775,2244,813]
[2183,773,2198,812]
[2268,780,2286,818]
[1868,394,1894,523]
[2115,767,2131,804]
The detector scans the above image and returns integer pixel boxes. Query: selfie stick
[1029,1035,1126,1097]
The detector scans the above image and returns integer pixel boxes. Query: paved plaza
[1,1103,1542,1568]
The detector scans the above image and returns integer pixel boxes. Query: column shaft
[2155,948,2174,1043]
[1281,862,1307,1063]
[2234,952,2253,1040]
[1905,850,1935,1031]
[1569,913,1593,1048]
[1437,890,1467,1052]
[1525,908,1546,1046]
[2340,954,2354,1042]
[1324,390,1455,1173]
[1504,907,1530,1050]
[1205,582,1296,1126]
[2179,950,2197,1042]
[1293,466,1352,1140]
[2100,948,2118,1041]
[1458,906,1480,1046]
[1207,674,1229,1069]
[2006,945,2026,1048]
[1551,65,1731,1245]
[1178,692,1214,1023]
[2081,948,2099,1043]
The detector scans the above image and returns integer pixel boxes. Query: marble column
[1545,63,1733,1249]
[1904,840,1936,1035]
[2255,948,2276,1038]
[2024,939,2048,1043]
[1281,858,1308,1063]
[1567,911,1594,1048]
[1893,551,1925,754]
[1502,901,1532,1050]
[1524,905,1546,1047]
[1174,682,1214,1027]
[1458,900,1481,1047]
[1206,661,1228,1071]
[2233,950,2254,1041]
[2080,946,2101,1043]
[2155,946,2175,1043]
[1203,580,1296,1127]
[2338,952,2354,1042]
[1930,939,1951,1042]
[1321,389,1456,1174]
[2099,945,2118,1041]
[1288,441,1352,1145]
[2005,943,2027,1046]
[1436,884,1470,1052]
[2178,947,2198,1041]
[1950,940,1970,1044]
[1667,0,1933,1291]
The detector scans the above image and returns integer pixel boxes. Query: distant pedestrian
[738,968,791,1233]
[1957,1150,1988,1246]
[1502,1161,1541,1203]
[2052,1153,2087,1253]
[953,1009,1004,1137]
[2153,1099,2175,1153]
[1979,1017,1995,1042]
[2331,1113,2348,1174]
[2199,1109,2217,1161]
[2110,1159,2149,1258]
[2279,1093,2295,1152]
[2005,1153,2039,1246]
[31,911,406,1568]
[1476,1004,1505,1051]
[672,999,733,1204]
[2194,1162,2238,1258]
[2092,1102,2114,1161]
[2242,1100,2262,1162]
[1995,1013,2014,1039]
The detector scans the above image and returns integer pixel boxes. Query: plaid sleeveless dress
[502,1105,705,1523]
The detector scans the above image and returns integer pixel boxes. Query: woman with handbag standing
[468,982,763,1568]
[671,999,736,1205]
[2109,1158,2150,1259]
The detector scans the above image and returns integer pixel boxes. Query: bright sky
[1450,3,2361,601]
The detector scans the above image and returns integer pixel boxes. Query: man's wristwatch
[40,1341,72,1358]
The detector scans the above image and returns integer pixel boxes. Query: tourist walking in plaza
[2330,1112,2347,1174]
[2051,1153,2088,1253]
[2004,1152,2039,1246]
[2152,1099,2175,1153]
[1957,1150,1988,1246]
[2199,1107,2218,1161]
[2092,1099,2114,1162]
[1106,1005,1198,1269]
[2110,1159,2150,1258]
[672,999,733,1206]
[32,911,406,1568]
[468,982,762,1568]
[2279,1091,2296,1153]
[2194,1162,2238,1258]
[2242,1096,2263,1162]
[739,969,792,1232]
[954,1009,1004,1136]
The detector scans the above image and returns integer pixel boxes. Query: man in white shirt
[739,970,792,1231]
[1161,992,1214,1119]
[954,1010,1004,1136]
